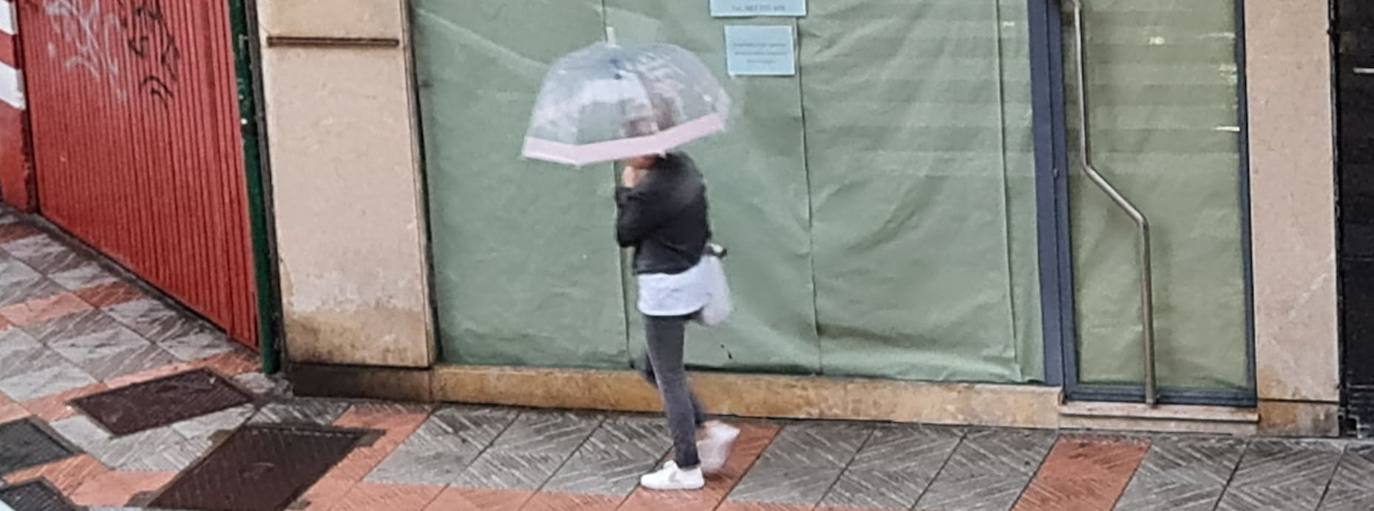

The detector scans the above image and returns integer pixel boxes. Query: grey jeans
[638,314,706,468]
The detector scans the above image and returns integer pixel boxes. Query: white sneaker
[697,421,741,474]
[640,461,705,491]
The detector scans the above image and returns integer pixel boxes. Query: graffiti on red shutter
[35,0,179,107]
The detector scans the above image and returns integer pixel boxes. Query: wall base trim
[287,364,1337,435]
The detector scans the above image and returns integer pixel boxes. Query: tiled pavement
[3,210,1374,511]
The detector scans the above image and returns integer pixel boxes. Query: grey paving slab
[105,299,206,344]
[0,328,46,369]
[727,422,873,505]
[50,415,186,469]
[486,410,604,456]
[81,344,178,381]
[820,425,965,510]
[1319,444,1374,511]
[1216,439,1345,511]
[453,451,574,491]
[158,331,233,362]
[365,406,519,485]
[122,435,214,472]
[231,372,284,396]
[0,233,62,256]
[915,428,1056,511]
[248,399,350,426]
[170,404,255,440]
[542,416,670,496]
[0,275,63,308]
[449,411,603,491]
[0,257,41,287]
[1115,436,1247,511]
[0,357,97,401]
[16,246,87,277]
[46,327,150,366]
[48,263,117,291]
[24,309,127,345]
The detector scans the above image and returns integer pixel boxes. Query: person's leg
[637,349,707,428]
[642,314,701,468]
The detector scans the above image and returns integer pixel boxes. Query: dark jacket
[615,153,711,275]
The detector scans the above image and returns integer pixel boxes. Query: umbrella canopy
[522,41,731,167]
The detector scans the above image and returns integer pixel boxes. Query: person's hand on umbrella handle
[621,166,646,188]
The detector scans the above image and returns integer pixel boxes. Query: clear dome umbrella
[522,35,731,167]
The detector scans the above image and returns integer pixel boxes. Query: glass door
[1054,0,1254,405]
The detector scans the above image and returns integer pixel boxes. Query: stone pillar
[1246,0,1341,435]
[257,0,434,369]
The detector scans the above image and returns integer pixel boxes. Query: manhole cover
[0,419,77,474]
[72,368,252,436]
[150,424,366,511]
[0,480,78,511]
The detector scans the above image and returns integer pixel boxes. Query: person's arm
[615,179,672,247]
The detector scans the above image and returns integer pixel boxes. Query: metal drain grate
[0,480,78,511]
[150,424,366,511]
[72,368,253,436]
[0,419,77,474]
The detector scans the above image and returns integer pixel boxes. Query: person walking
[617,152,740,491]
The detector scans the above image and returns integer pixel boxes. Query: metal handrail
[1069,0,1158,406]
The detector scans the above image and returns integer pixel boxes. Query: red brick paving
[327,405,431,483]
[0,404,24,422]
[424,488,533,511]
[522,492,625,511]
[67,470,176,508]
[3,454,109,494]
[715,502,811,511]
[0,292,92,327]
[72,280,146,309]
[330,482,445,511]
[1012,436,1150,511]
[297,478,356,510]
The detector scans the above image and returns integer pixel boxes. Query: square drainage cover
[0,419,77,474]
[150,424,366,511]
[0,480,78,511]
[72,368,252,436]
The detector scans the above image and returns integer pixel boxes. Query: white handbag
[697,244,732,326]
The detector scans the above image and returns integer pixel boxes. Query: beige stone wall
[258,0,435,368]
[1246,0,1340,412]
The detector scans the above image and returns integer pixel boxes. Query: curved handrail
[1069,0,1158,406]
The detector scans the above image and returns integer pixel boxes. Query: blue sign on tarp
[724,25,796,77]
[710,0,806,18]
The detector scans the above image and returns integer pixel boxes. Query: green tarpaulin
[800,0,1042,382]
[414,1,629,368]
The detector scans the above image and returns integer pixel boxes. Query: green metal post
[227,0,281,374]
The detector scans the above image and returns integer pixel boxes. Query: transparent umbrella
[522,37,731,167]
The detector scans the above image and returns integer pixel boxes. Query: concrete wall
[257,0,434,368]
[1246,0,1341,435]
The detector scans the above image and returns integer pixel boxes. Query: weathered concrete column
[1246,0,1341,435]
[258,0,434,369]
